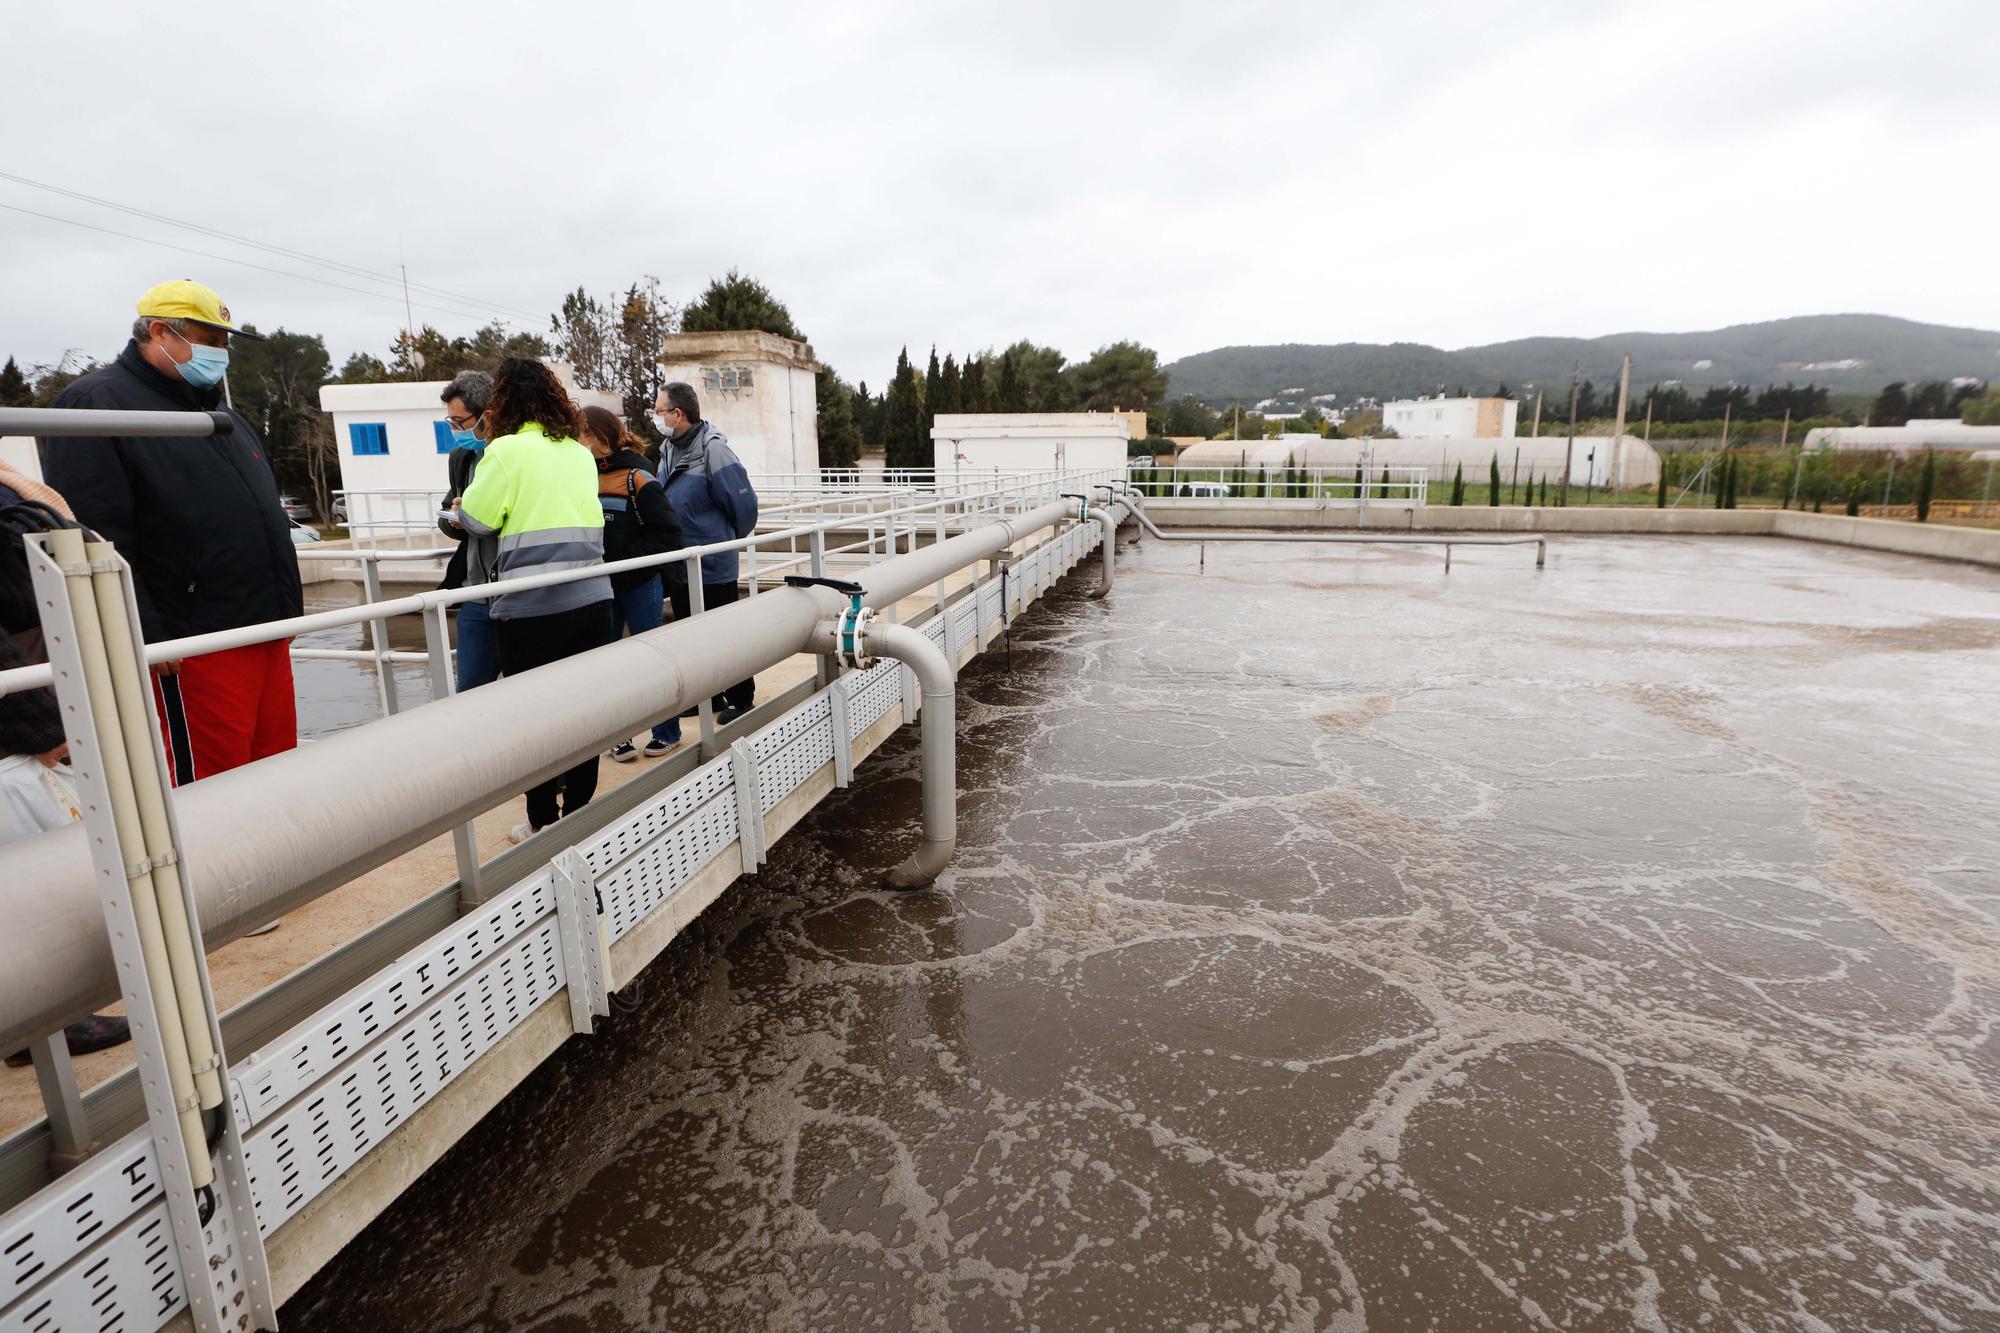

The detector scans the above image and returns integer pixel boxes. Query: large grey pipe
[1086,503,1123,598]
[0,500,1079,1055]
[816,620,957,887]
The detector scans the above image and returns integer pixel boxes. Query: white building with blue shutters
[319,367,619,547]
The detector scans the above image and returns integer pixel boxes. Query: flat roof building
[1382,396,1519,440]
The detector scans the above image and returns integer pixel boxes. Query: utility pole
[1784,409,1802,509]
[1560,362,1579,506]
[1512,445,1522,505]
[1531,389,1543,438]
[1610,353,1631,498]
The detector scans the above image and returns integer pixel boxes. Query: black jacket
[597,447,683,593]
[40,342,303,641]
[437,444,484,591]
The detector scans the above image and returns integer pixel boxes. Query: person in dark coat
[580,405,686,760]
[38,279,303,785]
[653,381,760,721]
[434,370,501,691]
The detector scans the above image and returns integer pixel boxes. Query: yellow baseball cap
[135,278,265,340]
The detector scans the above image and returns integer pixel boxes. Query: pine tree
[883,347,925,471]
[1450,462,1465,505]
[0,356,31,407]
[1488,453,1500,506]
[1916,450,1936,521]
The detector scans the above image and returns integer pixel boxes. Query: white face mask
[656,410,677,437]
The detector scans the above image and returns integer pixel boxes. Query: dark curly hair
[484,357,581,442]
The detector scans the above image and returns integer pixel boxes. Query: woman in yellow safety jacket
[457,357,613,843]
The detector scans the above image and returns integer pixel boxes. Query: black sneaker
[65,1015,131,1056]
[641,738,675,758]
[715,704,748,726]
[609,740,639,763]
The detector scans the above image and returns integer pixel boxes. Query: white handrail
[0,469,1120,700]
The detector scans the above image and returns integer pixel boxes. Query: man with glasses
[435,370,500,690]
[654,381,760,722]
[40,279,303,787]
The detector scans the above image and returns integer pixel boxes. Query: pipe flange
[836,600,878,670]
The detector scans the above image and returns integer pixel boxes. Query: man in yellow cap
[39,279,305,786]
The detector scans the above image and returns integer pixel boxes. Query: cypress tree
[995,353,1023,412]
[1538,474,1548,506]
[1353,462,1363,499]
[1916,450,1936,521]
[1656,467,1667,507]
[883,346,925,471]
[934,354,963,420]
[922,346,942,438]
[1450,462,1464,505]
[961,357,988,412]
[1488,453,1500,506]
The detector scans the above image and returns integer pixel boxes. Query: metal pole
[688,555,716,756]
[1611,352,1631,496]
[359,555,399,716]
[422,603,485,903]
[1560,362,1579,506]
[29,1034,91,1172]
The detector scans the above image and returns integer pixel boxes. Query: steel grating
[0,1129,160,1315]
[756,723,835,816]
[579,759,734,877]
[598,791,741,944]
[1,1201,181,1333]
[240,918,565,1236]
[232,876,556,1128]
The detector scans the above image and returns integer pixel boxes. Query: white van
[1180,481,1232,498]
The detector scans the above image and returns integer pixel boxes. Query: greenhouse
[1172,434,1661,489]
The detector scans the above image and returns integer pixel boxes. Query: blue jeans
[454,598,501,693]
[609,576,680,744]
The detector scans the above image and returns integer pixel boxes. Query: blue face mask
[168,328,230,388]
[450,427,480,448]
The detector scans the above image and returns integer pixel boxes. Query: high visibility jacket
[457,421,610,619]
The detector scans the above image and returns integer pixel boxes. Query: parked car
[286,517,322,546]
[332,496,349,524]
[278,493,314,521]
[1181,482,1232,498]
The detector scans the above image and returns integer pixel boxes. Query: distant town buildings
[1381,395,1519,440]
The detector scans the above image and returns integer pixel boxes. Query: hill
[1162,314,2000,405]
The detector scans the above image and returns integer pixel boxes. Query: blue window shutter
[347,422,388,456]
[434,420,455,453]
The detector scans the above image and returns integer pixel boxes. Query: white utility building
[1382,396,1520,440]
[320,367,620,546]
[657,330,821,478]
[931,412,1132,479]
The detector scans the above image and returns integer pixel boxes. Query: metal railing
[1125,463,1430,506]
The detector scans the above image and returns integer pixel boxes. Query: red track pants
[152,639,298,785]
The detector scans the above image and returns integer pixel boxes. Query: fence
[1126,464,1429,506]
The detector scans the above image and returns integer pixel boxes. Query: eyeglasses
[446,411,478,429]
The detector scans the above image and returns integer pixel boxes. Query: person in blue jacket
[653,381,759,721]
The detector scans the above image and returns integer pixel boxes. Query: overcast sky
[5,0,1994,387]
